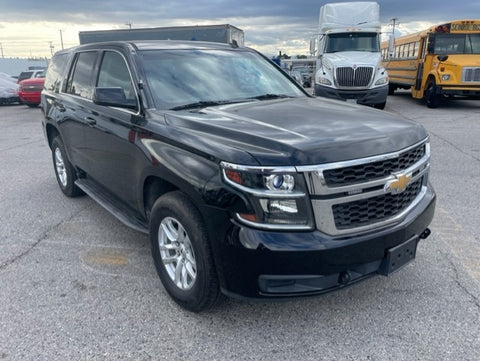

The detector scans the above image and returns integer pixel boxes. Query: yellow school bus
[381,20,480,107]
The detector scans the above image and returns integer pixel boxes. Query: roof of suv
[56,40,243,55]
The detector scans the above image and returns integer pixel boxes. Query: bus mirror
[427,34,435,54]
[309,38,316,56]
[388,35,395,56]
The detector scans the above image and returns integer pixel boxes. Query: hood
[19,78,45,85]
[437,54,480,67]
[161,97,427,166]
[323,51,381,68]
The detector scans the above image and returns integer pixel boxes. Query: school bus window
[413,42,419,57]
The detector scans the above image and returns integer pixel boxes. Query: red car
[18,77,45,107]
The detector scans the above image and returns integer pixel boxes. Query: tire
[150,191,221,312]
[425,79,441,108]
[51,137,83,197]
[27,103,38,108]
[388,84,395,95]
[373,102,386,110]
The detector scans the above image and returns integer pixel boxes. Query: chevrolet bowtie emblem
[385,173,412,194]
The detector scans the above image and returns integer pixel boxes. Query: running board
[75,179,149,234]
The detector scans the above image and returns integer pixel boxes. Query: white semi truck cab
[313,2,388,109]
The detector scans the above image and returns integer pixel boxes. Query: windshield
[138,49,304,109]
[433,34,480,54]
[325,32,380,53]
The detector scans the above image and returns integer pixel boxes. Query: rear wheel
[51,137,83,197]
[150,191,221,312]
[425,79,441,108]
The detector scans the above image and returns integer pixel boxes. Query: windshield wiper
[248,94,295,101]
[170,100,239,111]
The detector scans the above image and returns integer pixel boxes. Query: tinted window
[97,51,137,107]
[66,52,97,99]
[45,54,69,92]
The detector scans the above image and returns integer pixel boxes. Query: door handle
[84,117,97,126]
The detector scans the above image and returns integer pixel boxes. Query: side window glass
[97,51,137,108]
[45,54,68,92]
[66,52,97,99]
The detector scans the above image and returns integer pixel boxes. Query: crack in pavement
[0,206,90,271]
[444,252,480,311]
[429,131,480,163]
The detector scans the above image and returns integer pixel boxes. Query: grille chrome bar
[296,138,430,236]
[335,66,373,87]
[462,67,480,82]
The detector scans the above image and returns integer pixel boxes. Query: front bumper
[214,186,435,299]
[314,84,388,106]
[18,91,41,105]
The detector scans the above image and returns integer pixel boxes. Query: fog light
[442,74,450,81]
[260,199,298,214]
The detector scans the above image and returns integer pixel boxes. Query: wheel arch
[45,123,62,150]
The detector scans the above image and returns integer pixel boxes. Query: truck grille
[332,177,423,229]
[21,85,43,92]
[462,67,480,82]
[323,144,425,186]
[335,66,373,87]
[299,139,430,236]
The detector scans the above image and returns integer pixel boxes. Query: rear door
[58,51,99,172]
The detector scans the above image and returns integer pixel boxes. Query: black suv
[41,41,435,311]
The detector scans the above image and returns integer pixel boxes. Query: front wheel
[51,137,83,197]
[150,191,221,312]
[425,79,441,108]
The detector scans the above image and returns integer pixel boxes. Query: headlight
[317,76,332,86]
[221,162,313,230]
[442,74,450,81]
[375,77,388,86]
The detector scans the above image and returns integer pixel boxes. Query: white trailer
[313,2,388,109]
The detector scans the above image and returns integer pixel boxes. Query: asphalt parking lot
[1,94,479,360]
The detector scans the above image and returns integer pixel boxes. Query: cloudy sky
[0,0,479,58]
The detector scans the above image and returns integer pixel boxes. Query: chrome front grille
[462,67,480,82]
[332,177,423,229]
[323,144,425,187]
[335,66,373,87]
[298,139,430,236]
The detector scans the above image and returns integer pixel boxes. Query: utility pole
[0,42,4,58]
[125,22,132,29]
[59,29,64,50]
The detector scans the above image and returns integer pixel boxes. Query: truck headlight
[221,162,313,230]
[442,74,450,81]
[317,76,332,86]
[375,77,388,86]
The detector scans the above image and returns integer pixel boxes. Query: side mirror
[93,87,137,110]
[427,34,435,54]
